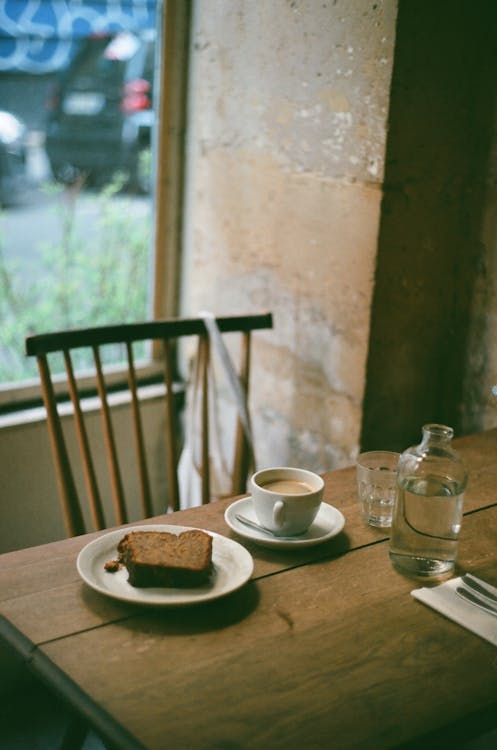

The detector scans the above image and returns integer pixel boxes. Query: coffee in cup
[250,467,324,536]
[259,478,313,495]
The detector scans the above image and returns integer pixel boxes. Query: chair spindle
[126,342,153,519]
[92,345,128,525]
[199,333,210,504]
[37,353,85,537]
[63,350,105,531]
[232,330,253,495]
[162,338,180,512]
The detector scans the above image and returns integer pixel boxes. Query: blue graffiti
[0,0,157,73]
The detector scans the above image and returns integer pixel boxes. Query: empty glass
[356,451,400,528]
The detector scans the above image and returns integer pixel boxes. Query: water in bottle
[389,424,467,579]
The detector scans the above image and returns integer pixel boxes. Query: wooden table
[2,430,497,750]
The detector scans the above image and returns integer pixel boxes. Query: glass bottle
[389,424,468,579]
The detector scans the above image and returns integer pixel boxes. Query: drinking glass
[356,451,400,528]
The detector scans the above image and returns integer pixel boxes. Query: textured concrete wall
[182,0,398,472]
[464,126,497,433]
[360,1,497,451]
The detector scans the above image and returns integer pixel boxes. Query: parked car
[0,110,28,206]
[45,29,156,193]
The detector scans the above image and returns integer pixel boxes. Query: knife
[456,586,497,617]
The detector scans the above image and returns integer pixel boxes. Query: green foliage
[0,175,151,383]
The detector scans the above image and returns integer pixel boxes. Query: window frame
[0,0,192,415]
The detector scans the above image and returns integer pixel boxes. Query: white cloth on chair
[177,312,255,509]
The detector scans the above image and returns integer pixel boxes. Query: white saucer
[224,497,345,549]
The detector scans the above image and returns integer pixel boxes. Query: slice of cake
[116,529,213,588]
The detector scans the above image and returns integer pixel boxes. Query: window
[0,0,190,411]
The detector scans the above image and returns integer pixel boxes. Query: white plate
[77,524,254,606]
[224,497,346,549]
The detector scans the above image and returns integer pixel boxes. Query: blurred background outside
[0,0,159,385]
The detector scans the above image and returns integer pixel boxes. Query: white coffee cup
[249,467,324,536]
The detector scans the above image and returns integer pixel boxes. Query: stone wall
[181,0,398,472]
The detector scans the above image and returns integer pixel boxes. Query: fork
[462,573,497,605]
[456,587,497,617]
[455,574,497,617]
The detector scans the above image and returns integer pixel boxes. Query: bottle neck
[420,423,454,450]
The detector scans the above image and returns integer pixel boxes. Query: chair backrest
[25,313,273,537]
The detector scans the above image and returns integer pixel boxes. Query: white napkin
[411,576,497,647]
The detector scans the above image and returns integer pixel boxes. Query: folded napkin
[411,576,497,647]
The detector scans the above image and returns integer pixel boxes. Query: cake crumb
[104,559,121,573]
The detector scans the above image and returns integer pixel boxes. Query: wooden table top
[2,429,497,750]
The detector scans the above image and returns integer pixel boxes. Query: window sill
[0,378,185,430]
[0,359,172,416]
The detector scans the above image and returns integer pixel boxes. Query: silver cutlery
[234,514,305,539]
[461,573,497,605]
[456,586,497,617]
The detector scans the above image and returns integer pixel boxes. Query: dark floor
[1,680,497,750]
[0,683,105,750]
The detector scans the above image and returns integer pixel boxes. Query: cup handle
[273,500,285,528]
